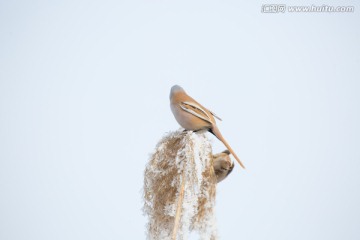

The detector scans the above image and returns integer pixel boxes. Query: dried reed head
[143,130,218,240]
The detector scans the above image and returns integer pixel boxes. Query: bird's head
[169,85,185,99]
[213,150,235,183]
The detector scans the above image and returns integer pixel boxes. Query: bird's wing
[180,101,214,124]
[208,109,222,121]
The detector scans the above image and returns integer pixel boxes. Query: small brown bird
[213,150,234,183]
[170,85,245,169]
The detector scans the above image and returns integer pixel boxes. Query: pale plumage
[213,150,234,183]
[170,85,245,169]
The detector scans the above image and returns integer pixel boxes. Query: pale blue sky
[1,1,360,239]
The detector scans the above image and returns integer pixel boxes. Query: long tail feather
[211,125,245,169]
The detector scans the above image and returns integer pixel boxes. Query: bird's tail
[211,125,245,169]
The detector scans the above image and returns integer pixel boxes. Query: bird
[213,150,234,183]
[170,85,245,169]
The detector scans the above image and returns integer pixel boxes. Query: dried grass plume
[143,130,218,240]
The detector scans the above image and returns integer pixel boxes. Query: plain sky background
[1,1,360,239]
